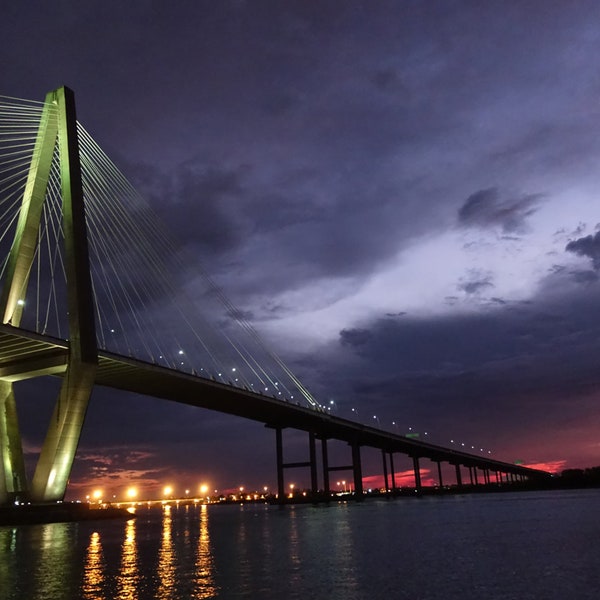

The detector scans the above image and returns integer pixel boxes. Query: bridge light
[178,350,184,355]
[163,485,173,498]
[17,299,25,306]
[232,367,236,372]
[126,487,137,500]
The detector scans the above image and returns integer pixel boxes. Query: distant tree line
[556,466,600,487]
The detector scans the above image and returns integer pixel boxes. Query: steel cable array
[0,94,321,409]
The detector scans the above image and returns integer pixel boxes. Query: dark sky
[2,1,600,499]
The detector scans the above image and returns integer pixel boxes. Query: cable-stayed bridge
[0,87,550,505]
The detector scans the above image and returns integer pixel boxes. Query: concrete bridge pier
[351,442,363,499]
[274,427,319,503]
[453,463,463,488]
[381,450,389,492]
[389,453,397,491]
[436,460,444,488]
[412,455,422,492]
[320,437,330,494]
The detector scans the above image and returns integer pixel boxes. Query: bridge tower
[0,87,97,504]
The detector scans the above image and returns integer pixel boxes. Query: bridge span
[0,324,551,501]
[0,87,551,505]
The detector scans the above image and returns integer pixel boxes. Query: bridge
[0,87,550,505]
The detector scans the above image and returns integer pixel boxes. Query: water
[1,489,600,599]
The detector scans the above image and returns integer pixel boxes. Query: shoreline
[0,502,134,527]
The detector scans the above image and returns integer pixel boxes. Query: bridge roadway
[0,324,550,495]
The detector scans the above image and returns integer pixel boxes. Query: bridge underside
[0,325,549,500]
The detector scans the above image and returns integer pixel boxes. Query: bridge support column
[275,427,284,502]
[273,427,320,503]
[454,463,463,488]
[412,456,422,492]
[309,432,318,495]
[351,443,363,499]
[436,461,444,488]
[389,453,397,491]
[321,438,330,496]
[473,468,479,486]
[381,450,389,493]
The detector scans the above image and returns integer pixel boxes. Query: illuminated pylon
[0,86,97,504]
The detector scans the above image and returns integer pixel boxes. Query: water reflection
[328,506,359,594]
[116,519,139,600]
[156,505,176,599]
[82,531,106,599]
[0,528,18,595]
[193,504,218,599]
[287,508,302,590]
[33,524,74,600]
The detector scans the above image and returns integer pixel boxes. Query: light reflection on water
[156,505,176,599]
[193,504,218,599]
[116,518,139,600]
[1,490,600,599]
[82,531,105,599]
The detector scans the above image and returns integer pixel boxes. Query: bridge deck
[0,324,549,478]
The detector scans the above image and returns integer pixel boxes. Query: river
[1,489,599,599]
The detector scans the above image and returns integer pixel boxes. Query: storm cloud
[566,230,600,270]
[458,188,542,234]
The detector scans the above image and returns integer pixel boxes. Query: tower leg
[30,364,95,502]
[0,382,28,503]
